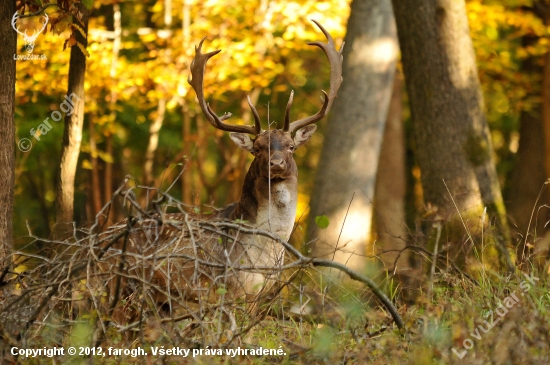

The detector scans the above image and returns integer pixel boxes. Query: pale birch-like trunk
[53,4,89,239]
[308,0,398,271]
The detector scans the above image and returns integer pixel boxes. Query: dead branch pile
[0,179,403,358]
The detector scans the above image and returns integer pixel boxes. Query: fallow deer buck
[94,20,343,317]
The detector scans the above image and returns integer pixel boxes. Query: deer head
[187,20,344,183]
[12,11,49,54]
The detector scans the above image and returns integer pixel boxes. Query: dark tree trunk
[373,72,410,274]
[508,4,550,265]
[543,8,550,204]
[308,0,398,271]
[507,111,548,260]
[143,99,166,187]
[104,133,113,205]
[392,0,513,271]
[53,4,90,239]
[181,102,193,206]
[0,0,17,267]
[89,117,102,216]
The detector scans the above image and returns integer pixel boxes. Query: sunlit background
[13,0,547,246]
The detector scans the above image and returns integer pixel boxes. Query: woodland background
[1,0,550,363]
[4,0,550,261]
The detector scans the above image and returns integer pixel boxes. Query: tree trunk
[508,110,548,260]
[392,0,513,271]
[508,3,550,266]
[53,4,89,239]
[89,117,102,216]
[181,102,193,206]
[143,98,166,187]
[143,0,171,191]
[181,0,193,206]
[308,0,398,271]
[0,0,16,267]
[103,2,121,223]
[373,72,409,274]
[103,133,113,216]
[543,7,550,203]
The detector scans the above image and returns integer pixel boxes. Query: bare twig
[18,3,57,18]
[200,222,405,330]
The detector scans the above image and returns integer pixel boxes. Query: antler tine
[188,37,259,135]
[11,11,18,27]
[288,20,344,133]
[247,95,262,135]
[11,12,25,37]
[283,90,294,132]
[38,13,49,34]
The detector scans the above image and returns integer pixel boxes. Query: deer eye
[289,145,295,152]
[254,147,260,154]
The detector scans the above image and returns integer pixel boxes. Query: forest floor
[4,263,549,364]
[2,217,550,364]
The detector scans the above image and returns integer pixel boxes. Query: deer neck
[230,159,298,239]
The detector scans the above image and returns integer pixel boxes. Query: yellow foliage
[296,192,311,222]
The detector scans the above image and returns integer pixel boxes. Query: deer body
[215,129,304,292]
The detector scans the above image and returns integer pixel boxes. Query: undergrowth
[1,185,549,364]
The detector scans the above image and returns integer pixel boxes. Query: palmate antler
[187,38,262,135]
[188,20,343,136]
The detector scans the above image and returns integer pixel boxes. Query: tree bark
[0,0,16,267]
[103,3,121,223]
[373,72,409,274]
[143,98,166,187]
[508,4,550,265]
[392,0,512,271]
[181,102,193,206]
[508,110,548,261]
[181,0,193,206]
[89,117,102,216]
[543,6,550,203]
[308,0,398,271]
[53,4,89,239]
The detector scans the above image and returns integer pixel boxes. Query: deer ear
[229,132,254,153]
[294,125,317,148]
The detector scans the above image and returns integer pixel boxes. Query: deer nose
[270,157,285,168]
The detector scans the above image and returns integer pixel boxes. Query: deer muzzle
[269,153,286,174]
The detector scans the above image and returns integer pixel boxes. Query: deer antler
[188,37,262,135]
[284,20,344,133]
[11,12,27,38]
[11,12,49,39]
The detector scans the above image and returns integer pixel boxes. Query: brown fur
[92,130,312,322]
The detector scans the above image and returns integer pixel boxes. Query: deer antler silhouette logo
[12,11,49,54]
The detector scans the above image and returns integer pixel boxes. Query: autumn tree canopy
[2,0,550,363]
[8,0,550,267]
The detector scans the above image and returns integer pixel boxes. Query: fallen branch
[200,221,405,330]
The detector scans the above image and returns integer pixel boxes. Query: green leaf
[216,287,227,295]
[82,0,94,10]
[315,215,329,229]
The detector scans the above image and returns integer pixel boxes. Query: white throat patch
[256,183,297,239]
